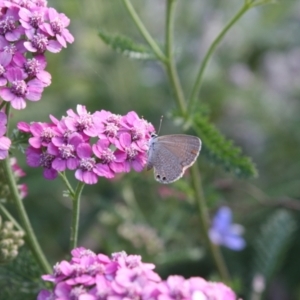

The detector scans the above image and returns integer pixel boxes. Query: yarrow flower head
[37,247,238,300]
[18,105,155,184]
[0,111,11,159]
[0,0,74,110]
[209,206,246,251]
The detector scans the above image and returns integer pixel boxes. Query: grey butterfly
[146,133,201,184]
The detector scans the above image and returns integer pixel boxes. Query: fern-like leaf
[192,113,258,178]
[98,30,156,60]
[0,248,45,300]
[252,210,296,284]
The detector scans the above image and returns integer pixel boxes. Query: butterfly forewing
[147,134,201,184]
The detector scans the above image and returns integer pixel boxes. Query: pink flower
[93,110,122,143]
[92,138,126,178]
[65,105,101,138]
[0,67,44,109]
[24,31,62,53]
[0,6,24,42]
[38,248,238,300]
[120,111,154,149]
[27,121,58,148]
[48,132,83,172]
[13,52,51,86]
[19,6,47,32]
[20,107,154,183]
[0,111,11,159]
[115,132,147,172]
[75,143,99,185]
[40,7,74,47]
[0,51,13,86]
[26,146,57,179]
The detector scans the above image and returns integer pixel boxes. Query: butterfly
[146,133,201,184]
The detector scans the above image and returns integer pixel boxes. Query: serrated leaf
[252,210,296,283]
[192,113,258,178]
[0,248,45,300]
[98,30,156,60]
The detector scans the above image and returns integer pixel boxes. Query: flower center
[29,11,44,28]
[76,113,93,132]
[106,114,121,125]
[50,17,63,35]
[125,146,137,161]
[39,152,55,169]
[41,127,56,144]
[24,58,40,76]
[131,128,143,141]
[105,123,118,138]
[79,157,95,171]
[0,16,16,35]
[59,144,75,159]
[11,80,27,97]
[98,149,115,164]
[31,33,48,53]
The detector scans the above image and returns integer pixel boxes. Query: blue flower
[209,206,246,251]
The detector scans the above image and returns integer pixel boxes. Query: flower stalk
[70,181,85,250]
[188,3,251,111]
[1,155,51,274]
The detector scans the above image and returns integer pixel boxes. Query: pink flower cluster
[0,111,11,159]
[0,0,74,109]
[38,247,237,300]
[18,105,154,184]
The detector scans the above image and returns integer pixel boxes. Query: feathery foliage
[192,113,258,178]
[0,248,45,300]
[98,30,156,60]
[252,210,296,284]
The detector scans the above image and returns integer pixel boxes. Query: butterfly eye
[162,176,166,181]
[156,175,160,179]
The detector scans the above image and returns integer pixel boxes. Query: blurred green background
[7,0,300,299]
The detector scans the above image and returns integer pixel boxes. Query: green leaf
[0,248,45,300]
[192,113,258,178]
[252,210,296,284]
[98,30,156,60]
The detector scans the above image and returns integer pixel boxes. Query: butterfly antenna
[157,115,163,135]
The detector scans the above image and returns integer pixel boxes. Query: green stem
[1,160,51,273]
[0,203,23,232]
[1,104,51,273]
[165,0,187,116]
[58,172,75,198]
[190,165,231,282]
[121,0,167,63]
[164,0,230,281]
[69,181,85,250]
[188,3,250,111]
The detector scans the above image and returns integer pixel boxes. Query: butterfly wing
[149,134,201,184]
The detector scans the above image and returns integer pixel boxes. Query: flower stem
[58,171,75,198]
[121,0,167,63]
[165,0,187,116]
[164,0,230,281]
[190,165,231,282]
[188,3,250,112]
[1,158,51,273]
[69,181,85,250]
[1,104,51,273]
[0,203,23,232]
